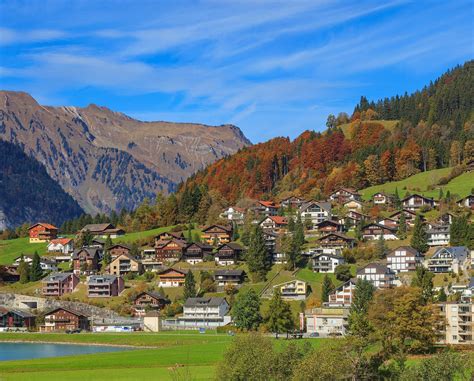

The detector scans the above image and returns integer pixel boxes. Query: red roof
[49,238,72,246]
[258,200,276,208]
[29,222,58,230]
[269,216,288,225]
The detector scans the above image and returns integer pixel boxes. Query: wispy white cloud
[0,27,67,45]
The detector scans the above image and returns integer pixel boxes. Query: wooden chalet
[259,215,288,233]
[318,233,355,249]
[155,238,186,263]
[215,243,243,265]
[214,269,245,287]
[201,225,233,246]
[389,209,419,227]
[315,220,344,234]
[42,272,79,296]
[80,223,125,238]
[108,243,131,258]
[280,196,306,210]
[372,192,394,205]
[40,307,90,332]
[401,193,435,211]
[154,231,184,244]
[158,268,187,287]
[254,200,279,217]
[377,217,398,229]
[329,188,361,203]
[132,291,170,317]
[28,223,58,243]
[362,223,398,240]
[109,253,143,276]
[72,247,101,274]
[183,242,213,265]
[0,307,35,329]
[457,194,474,209]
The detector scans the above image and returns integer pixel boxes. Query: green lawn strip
[0,238,47,265]
[0,365,216,381]
[360,167,452,200]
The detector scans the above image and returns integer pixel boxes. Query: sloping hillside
[179,61,473,204]
[0,140,83,230]
[0,91,250,216]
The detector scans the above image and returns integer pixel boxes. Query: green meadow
[0,332,332,381]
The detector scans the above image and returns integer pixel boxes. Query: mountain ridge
[0,90,250,217]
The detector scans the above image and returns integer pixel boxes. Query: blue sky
[0,1,472,143]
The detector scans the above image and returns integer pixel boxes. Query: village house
[273,280,307,300]
[47,238,74,254]
[182,242,213,265]
[215,243,243,265]
[80,223,125,238]
[263,231,278,255]
[386,246,423,273]
[132,291,170,317]
[254,200,279,217]
[318,233,355,250]
[426,223,450,246]
[72,247,102,274]
[155,238,186,263]
[377,217,399,229]
[220,206,245,224]
[327,279,357,307]
[437,212,455,225]
[109,253,143,276]
[457,194,474,209]
[0,266,20,283]
[90,238,106,249]
[176,297,230,329]
[42,272,79,296]
[280,196,306,210]
[401,193,435,211]
[372,192,393,205]
[214,269,245,287]
[362,223,398,240]
[87,275,124,297]
[437,302,473,345]
[259,215,288,234]
[108,243,131,258]
[28,223,58,243]
[201,225,233,246]
[346,210,369,223]
[315,220,344,235]
[312,253,345,273]
[427,246,469,274]
[154,231,184,243]
[0,307,35,330]
[356,263,396,289]
[12,255,58,272]
[299,201,332,227]
[389,209,418,227]
[329,188,362,204]
[40,307,90,332]
[157,268,187,287]
[305,306,349,337]
[343,199,364,211]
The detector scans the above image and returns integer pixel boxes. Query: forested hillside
[0,140,84,229]
[179,61,474,205]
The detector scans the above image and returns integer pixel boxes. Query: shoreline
[0,339,156,349]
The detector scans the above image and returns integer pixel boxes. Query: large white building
[427,246,469,274]
[426,224,450,246]
[312,253,345,273]
[299,201,332,228]
[356,263,396,289]
[387,246,423,273]
[437,302,473,345]
[305,307,349,337]
[327,279,356,307]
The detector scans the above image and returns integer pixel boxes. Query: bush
[144,271,155,281]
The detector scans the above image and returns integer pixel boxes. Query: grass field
[360,167,473,200]
[0,332,332,381]
[0,238,48,265]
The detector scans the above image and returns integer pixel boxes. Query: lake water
[0,342,128,361]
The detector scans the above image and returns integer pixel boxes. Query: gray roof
[0,307,36,318]
[432,246,468,261]
[184,297,227,308]
[300,200,331,212]
[88,275,119,285]
[42,272,74,282]
[357,262,390,275]
[218,242,243,250]
[214,269,244,277]
[387,246,420,258]
[81,223,114,232]
[72,247,101,259]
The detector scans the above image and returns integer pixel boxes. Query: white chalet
[47,238,74,254]
[356,263,396,289]
[386,246,423,273]
[401,193,435,211]
[427,247,469,274]
[312,253,345,273]
[327,279,356,307]
[305,307,349,337]
[426,223,450,246]
[178,297,230,329]
[299,201,332,228]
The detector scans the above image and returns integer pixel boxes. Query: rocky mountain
[0,91,250,215]
[0,139,83,229]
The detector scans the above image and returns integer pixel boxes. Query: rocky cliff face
[0,91,250,215]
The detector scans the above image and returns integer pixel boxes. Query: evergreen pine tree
[348,279,375,338]
[246,225,270,281]
[231,288,262,330]
[287,217,295,233]
[321,274,334,303]
[294,213,305,249]
[376,234,388,259]
[29,251,43,281]
[266,289,294,334]
[398,212,407,239]
[183,271,197,300]
[394,188,401,209]
[411,214,429,253]
[18,256,30,284]
[411,266,434,303]
[187,223,193,243]
[437,288,447,302]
